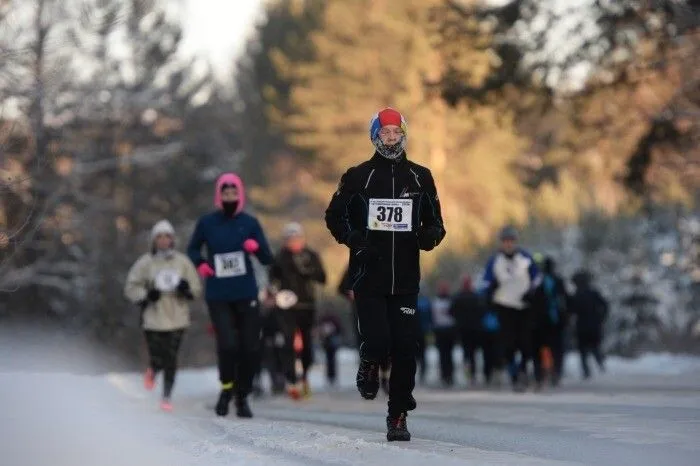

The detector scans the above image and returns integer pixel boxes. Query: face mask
[373,135,406,161]
[222,201,238,216]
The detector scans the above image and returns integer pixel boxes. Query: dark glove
[416,226,441,251]
[345,230,369,250]
[176,279,194,300]
[147,288,161,303]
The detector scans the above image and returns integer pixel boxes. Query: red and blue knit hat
[369,107,408,160]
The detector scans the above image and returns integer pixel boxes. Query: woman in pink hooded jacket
[187,172,273,418]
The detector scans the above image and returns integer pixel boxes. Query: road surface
[2,337,699,466]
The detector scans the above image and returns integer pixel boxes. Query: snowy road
[2,340,700,466]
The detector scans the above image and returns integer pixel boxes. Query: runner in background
[431,281,456,386]
[269,222,327,399]
[317,311,344,388]
[124,219,201,411]
[187,173,273,418]
[480,226,539,392]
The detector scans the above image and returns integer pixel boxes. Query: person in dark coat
[269,222,327,398]
[449,275,493,385]
[317,312,344,387]
[570,270,608,379]
[527,256,569,388]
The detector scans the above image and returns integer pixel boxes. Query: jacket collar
[370,151,408,167]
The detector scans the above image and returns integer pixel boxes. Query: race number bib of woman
[154,268,181,292]
[214,251,247,278]
[368,198,413,232]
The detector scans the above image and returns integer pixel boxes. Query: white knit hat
[150,220,175,241]
[282,222,304,240]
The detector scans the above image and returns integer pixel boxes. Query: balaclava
[369,107,407,161]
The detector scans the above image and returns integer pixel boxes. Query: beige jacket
[124,250,202,331]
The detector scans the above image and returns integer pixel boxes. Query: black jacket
[269,247,326,309]
[449,290,486,332]
[527,273,569,330]
[325,152,446,295]
[570,285,608,336]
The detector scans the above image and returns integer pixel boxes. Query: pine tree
[273,0,528,261]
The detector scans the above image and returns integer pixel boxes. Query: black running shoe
[356,358,380,400]
[235,396,253,418]
[215,388,233,416]
[386,412,411,442]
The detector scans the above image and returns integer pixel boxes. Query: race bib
[368,198,413,232]
[153,268,181,292]
[214,251,247,278]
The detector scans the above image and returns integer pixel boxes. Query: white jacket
[481,250,539,310]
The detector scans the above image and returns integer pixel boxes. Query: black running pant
[461,329,498,382]
[578,331,604,377]
[278,307,315,384]
[207,300,261,398]
[144,329,185,399]
[354,292,419,416]
[494,305,532,382]
[532,325,565,383]
[434,327,457,384]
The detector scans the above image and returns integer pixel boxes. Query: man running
[325,107,446,441]
[480,226,539,392]
[269,222,327,398]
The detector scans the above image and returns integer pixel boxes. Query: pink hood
[214,172,246,215]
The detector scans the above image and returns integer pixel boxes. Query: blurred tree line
[1,0,698,364]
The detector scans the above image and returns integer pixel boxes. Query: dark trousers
[461,329,498,382]
[532,325,565,383]
[278,307,315,384]
[143,329,185,399]
[207,300,261,398]
[354,292,419,416]
[324,344,338,383]
[578,331,605,377]
[434,327,457,384]
[261,311,286,392]
[495,305,533,383]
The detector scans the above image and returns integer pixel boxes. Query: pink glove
[243,238,259,254]
[197,262,215,279]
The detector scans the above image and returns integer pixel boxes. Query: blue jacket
[187,210,273,302]
[417,294,433,334]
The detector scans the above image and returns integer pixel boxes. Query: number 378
[376,206,403,222]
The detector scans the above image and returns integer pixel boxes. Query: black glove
[345,230,369,249]
[176,279,194,300]
[346,230,380,264]
[416,226,441,251]
[147,288,161,303]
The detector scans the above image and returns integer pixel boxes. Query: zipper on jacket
[391,164,395,295]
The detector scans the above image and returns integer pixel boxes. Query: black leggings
[278,308,315,384]
[144,329,185,399]
[207,300,261,398]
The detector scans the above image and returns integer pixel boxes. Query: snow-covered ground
[2,334,700,466]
